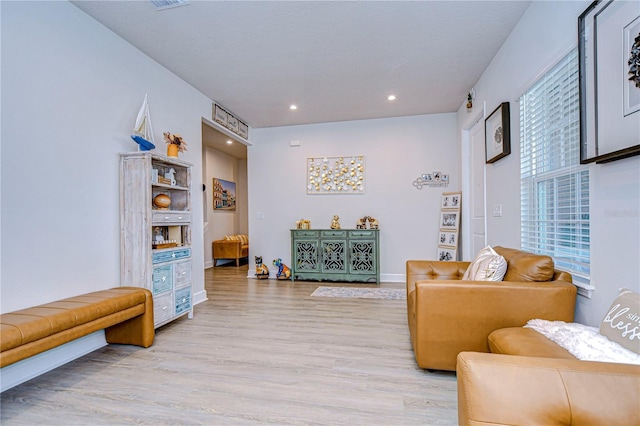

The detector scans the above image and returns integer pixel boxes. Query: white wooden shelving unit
[120,152,193,328]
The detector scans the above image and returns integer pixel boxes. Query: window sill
[575,281,595,299]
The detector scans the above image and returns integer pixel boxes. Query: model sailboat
[131,94,156,151]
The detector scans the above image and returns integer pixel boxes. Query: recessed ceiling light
[289,104,298,110]
[387,95,397,101]
[226,140,233,145]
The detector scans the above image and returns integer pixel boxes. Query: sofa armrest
[457,351,640,426]
[411,279,576,370]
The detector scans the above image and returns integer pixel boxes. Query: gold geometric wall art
[307,156,365,194]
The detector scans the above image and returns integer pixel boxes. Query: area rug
[310,286,406,300]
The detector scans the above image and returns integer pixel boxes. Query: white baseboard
[245,272,406,283]
[381,273,405,283]
[0,331,106,393]
[192,289,208,306]
[204,260,213,269]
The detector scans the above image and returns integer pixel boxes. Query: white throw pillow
[462,245,507,281]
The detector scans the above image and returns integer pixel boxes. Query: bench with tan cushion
[212,234,249,266]
[0,287,154,368]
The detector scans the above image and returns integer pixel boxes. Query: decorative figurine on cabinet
[356,215,380,229]
[330,215,341,230]
[255,256,269,279]
[153,226,165,242]
[365,216,379,229]
[273,258,292,280]
[164,168,176,186]
[296,219,311,229]
[153,193,171,210]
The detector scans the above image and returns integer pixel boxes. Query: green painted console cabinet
[291,229,380,283]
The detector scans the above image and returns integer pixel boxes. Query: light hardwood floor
[1,265,458,425]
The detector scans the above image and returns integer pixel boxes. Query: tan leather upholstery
[0,287,154,368]
[495,246,554,281]
[457,351,640,426]
[212,239,249,267]
[479,325,639,424]
[406,246,576,371]
[488,327,576,359]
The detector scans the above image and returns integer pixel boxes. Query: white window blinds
[520,49,590,284]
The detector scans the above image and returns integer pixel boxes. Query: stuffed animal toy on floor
[255,256,269,279]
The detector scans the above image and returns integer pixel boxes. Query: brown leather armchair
[406,246,577,371]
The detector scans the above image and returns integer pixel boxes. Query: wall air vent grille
[150,0,189,11]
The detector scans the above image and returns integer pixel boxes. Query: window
[520,48,590,285]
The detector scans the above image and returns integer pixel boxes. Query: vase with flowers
[164,132,188,157]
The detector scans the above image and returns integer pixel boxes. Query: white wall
[248,113,458,280]
[237,160,249,236]
[456,0,640,326]
[3,0,636,335]
[1,1,209,313]
[203,146,248,267]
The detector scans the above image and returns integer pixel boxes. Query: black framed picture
[485,102,511,164]
[579,0,640,164]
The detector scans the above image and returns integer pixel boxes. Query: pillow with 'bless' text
[599,288,640,355]
[462,245,507,281]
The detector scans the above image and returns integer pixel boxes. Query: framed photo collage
[437,191,461,261]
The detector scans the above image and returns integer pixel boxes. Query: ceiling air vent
[150,0,189,11]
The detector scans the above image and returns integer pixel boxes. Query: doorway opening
[201,118,249,269]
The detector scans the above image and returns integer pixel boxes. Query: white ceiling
[72,0,531,131]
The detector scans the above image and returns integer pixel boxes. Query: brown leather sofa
[406,246,577,371]
[0,287,154,368]
[457,351,640,425]
[212,234,249,267]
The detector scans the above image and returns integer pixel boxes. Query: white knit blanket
[525,319,640,365]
